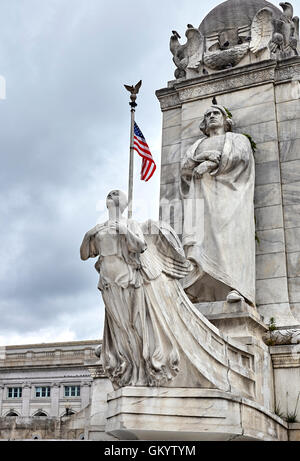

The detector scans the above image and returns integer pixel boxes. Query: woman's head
[106,190,128,213]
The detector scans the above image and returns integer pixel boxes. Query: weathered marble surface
[81,190,261,395]
[259,303,298,326]
[270,344,300,422]
[264,329,300,345]
[170,0,299,79]
[283,182,300,205]
[255,228,285,255]
[157,52,300,329]
[256,252,286,280]
[276,81,300,103]
[106,387,288,441]
[256,277,289,305]
[280,139,300,162]
[181,105,256,306]
[254,141,279,164]
[81,190,196,389]
[254,183,281,208]
[255,205,284,231]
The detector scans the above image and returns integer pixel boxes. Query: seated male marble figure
[181,104,255,306]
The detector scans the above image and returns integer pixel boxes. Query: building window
[33,410,48,417]
[7,387,22,398]
[64,385,80,397]
[35,386,50,398]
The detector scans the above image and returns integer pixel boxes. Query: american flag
[133,122,156,182]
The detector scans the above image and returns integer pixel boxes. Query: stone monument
[82,0,300,441]
[180,103,256,306]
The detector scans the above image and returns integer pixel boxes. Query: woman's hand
[108,221,128,234]
[116,222,128,234]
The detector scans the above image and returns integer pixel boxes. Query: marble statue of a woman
[81,190,257,394]
[80,190,193,389]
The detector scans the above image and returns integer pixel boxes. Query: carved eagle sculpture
[170,25,204,79]
[124,80,142,96]
[250,3,299,56]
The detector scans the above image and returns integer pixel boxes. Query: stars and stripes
[133,122,156,181]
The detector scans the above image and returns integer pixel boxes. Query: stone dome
[199,0,283,36]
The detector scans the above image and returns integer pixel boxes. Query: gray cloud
[1,0,295,345]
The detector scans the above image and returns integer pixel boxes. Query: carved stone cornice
[155,90,182,111]
[51,382,61,388]
[22,381,31,388]
[275,58,300,82]
[156,61,277,110]
[88,365,106,379]
[270,350,300,369]
[177,67,276,103]
[156,58,300,111]
[263,329,300,347]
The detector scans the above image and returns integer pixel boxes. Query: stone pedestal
[270,344,300,422]
[195,300,267,342]
[84,366,117,441]
[106,387,288,441]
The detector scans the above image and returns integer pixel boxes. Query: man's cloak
[181,132,255,305]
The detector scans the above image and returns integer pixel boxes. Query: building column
[50,383,60,417]
[80,381,91,409]
[0,385,4,416]
[21,382,31,417]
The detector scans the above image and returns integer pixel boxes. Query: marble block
[254,183,281,208]
[254,141,279,164]
[161,143,181,166]
[277,100,300,123]
[105,387,288,441]
[236,120,278,144]
[255,161,280,187]
[288,278,300,303]
[284,205,300,229]
[270,345,300,422]
[233,102,276,128]
[255,228,285,255]
[162,108,181,129]
[160,162,180,185]
[256,278,289,305]
[282,182,300,206]
[287,252,300,278]
[255,205,283,231]
[282,160,300,185]
[258,303,299,327]
[286,228,300,253]
[279,139,300,163]
[195,300,267,345]
[278,119,300,142]
[275,82,300,103]
[256,252,287,280]
[162,125,181,146]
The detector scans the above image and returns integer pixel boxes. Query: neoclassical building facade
[0,340,100,419]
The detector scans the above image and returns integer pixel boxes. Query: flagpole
[128,104,135,219]
[124,80,142,219]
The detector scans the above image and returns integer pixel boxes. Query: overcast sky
[0,0,299,346]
